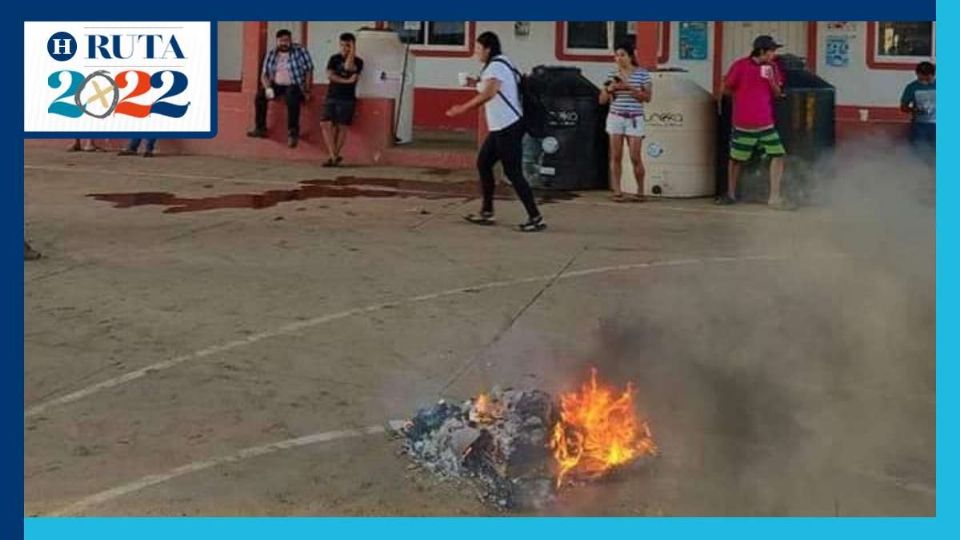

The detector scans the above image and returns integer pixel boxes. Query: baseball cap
[753,35,784,50]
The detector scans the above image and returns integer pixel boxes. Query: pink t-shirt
[725,57,784,129]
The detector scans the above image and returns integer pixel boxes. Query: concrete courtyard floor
[24,146,935,516]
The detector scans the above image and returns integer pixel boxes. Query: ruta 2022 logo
[45,30,190,119]
[24,22,212,135]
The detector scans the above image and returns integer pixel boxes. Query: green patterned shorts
[729,127,787,162]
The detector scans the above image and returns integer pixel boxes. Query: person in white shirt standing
[446,31,545,232]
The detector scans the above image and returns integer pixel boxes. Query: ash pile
[397,387,557,510]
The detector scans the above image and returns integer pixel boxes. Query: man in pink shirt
[717,35,792,209]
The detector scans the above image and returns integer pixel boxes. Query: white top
[274,52,293,86]
[480,56,521,132]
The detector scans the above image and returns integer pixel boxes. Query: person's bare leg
[767,156,785,205]
[609,134,625,198]
[628,136,646,200]
[727,159,741,200]
[320,122,337,162]
[334,125,348,159]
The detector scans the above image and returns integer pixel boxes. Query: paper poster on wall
[825,35,851,67]
[678,22,708,60]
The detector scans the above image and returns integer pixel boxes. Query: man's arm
[327,70,357,84]
[900,85,914,114]
[301,50,315,94]
[768,64,785,98]
[260,52,273,89]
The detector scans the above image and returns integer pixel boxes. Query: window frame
[380,21,475,58]
[555,21,667,64]
[866,21,936,71]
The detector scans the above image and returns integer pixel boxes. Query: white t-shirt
[480,56,521,131]
[274,52,293,86]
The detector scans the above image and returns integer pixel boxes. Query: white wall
[814,22,923,108]
[217,22,243,81]
[403,22,632,89]
[244,21,930,112]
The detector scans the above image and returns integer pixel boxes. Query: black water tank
[528,66,608,190]
[716,55,836,203]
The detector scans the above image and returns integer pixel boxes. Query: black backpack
[489,58,548,138]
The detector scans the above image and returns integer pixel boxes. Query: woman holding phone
[599,42,652,202]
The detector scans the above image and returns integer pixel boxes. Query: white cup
[457,72,472,87]
[760,65,773,79]
[265,87,276,100]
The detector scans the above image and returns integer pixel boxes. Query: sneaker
[287,136,299,148]
[768,199,798,211]
[517,215,547,232]
[143,151,155,158]
[714,194,737,205]
[463,212,496,225]
[246,129,267,138]
[118,149,138,156]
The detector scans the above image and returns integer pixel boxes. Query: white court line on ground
[25,253,837,419]
[46,425,386,517]
[46,418,933,516]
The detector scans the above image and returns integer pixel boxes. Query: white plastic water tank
[621,71,716,197]
[355,29,416,144]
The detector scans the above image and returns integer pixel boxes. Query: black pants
[477,121,540,219]
[254,85,303,136]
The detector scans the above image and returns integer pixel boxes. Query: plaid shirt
[262,45,314,87]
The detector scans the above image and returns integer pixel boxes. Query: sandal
[610,193,627,202]
[464,213,496,225]
[322,158,337,168]
[517,216,547,232]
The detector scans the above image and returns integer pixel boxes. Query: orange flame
[550,368,657,488]
[472,393,502,424]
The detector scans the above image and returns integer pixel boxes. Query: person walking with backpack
[446,31,546,232]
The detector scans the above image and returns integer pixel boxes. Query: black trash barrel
[527,66,608,190]
[716,54,836,204]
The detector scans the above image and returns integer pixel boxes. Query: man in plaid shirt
[247,29,314,148]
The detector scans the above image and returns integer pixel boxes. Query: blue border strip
[22,21,218,139]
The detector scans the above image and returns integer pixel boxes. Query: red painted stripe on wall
[413,88,479,131]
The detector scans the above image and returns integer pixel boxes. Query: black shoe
[287,136,299,148]
[714,194,737,205]
[463,212,496,225]
[118,149,137,156]
[246,129,267,138]
[517,215,546,232]
[143,151,155,158]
